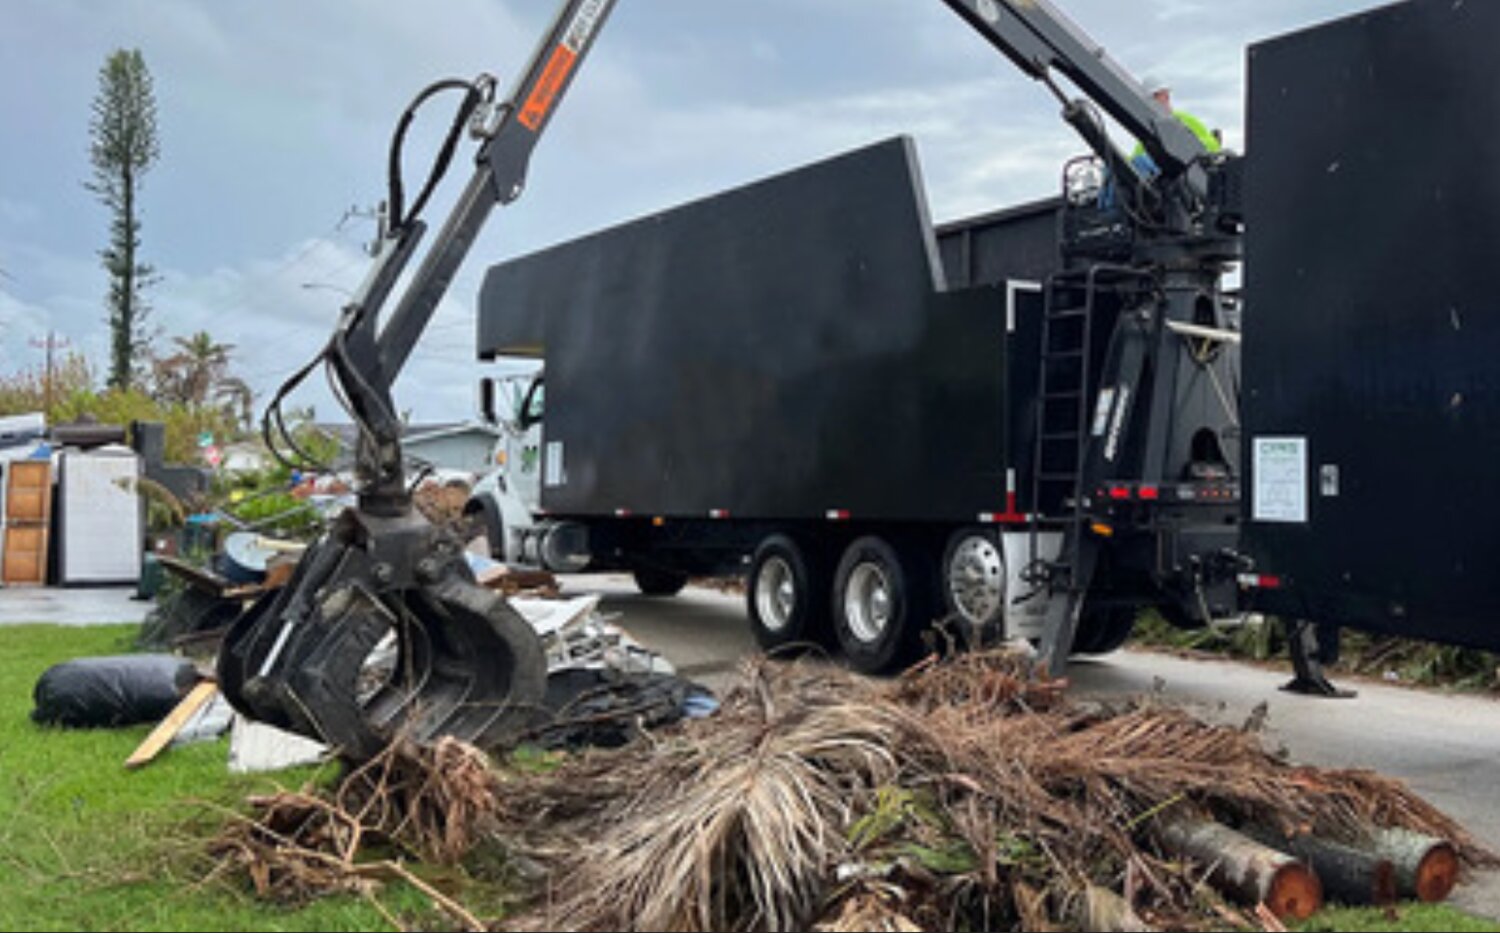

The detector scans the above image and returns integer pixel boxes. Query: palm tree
[213,374,254,431]
[153,330,232,407]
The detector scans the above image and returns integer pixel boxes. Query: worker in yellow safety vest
[1131,75,1221,177]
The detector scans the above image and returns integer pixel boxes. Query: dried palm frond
[537,663,912,930]
[507,657,920,932]
[813,881,923,932]
[886,646,1064,714]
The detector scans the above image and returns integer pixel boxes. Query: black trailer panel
[479,137,1050,522]
[1241,0,1500,649]
[936,198,1060,290]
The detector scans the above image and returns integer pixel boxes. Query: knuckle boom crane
[217,0,618,759]
[220,0,1246,756]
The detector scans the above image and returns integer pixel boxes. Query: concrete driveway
[0,585,150,626]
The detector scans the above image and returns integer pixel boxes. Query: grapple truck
[467,0,1245,680]
[218,0,1244,754]
[221,0,1496,755]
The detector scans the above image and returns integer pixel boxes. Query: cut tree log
[1245,826,1396,906]
[1367,827,1460,903]
[125,680,220,769]
[1155,812,1322,920]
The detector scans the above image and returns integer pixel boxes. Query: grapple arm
[219,0,618,760]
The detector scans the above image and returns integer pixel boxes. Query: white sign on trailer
[1251,436,1307,524]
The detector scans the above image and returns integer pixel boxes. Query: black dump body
[478,137,1060,523]
[1242,0,1500,649]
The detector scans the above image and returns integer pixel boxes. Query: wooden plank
[124,680,219,770]
[157,554,230,597]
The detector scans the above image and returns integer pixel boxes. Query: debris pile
[209,737,503,930]
[211,649,1494,932]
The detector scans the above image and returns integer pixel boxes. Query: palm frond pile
[496,651,1490,931]
[212,649,1494,932]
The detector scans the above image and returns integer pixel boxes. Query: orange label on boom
[518,44,577,131]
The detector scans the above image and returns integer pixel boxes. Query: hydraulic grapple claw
[217,506,546,761]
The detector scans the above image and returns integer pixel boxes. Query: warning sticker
[517,0,606,131]
[518,44,577,131]
[1252,436,1307,523]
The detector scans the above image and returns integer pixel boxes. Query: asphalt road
[563,573,1500,920]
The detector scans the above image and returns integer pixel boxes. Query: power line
[169,208,374,336]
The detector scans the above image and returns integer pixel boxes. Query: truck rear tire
[746,534,831,652]
[633,566,689,596]
[833,535,934,674]
[1072,604,1137,655]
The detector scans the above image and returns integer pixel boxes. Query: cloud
[147,235,486,422]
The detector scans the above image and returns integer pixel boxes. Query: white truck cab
[468,370,545,562]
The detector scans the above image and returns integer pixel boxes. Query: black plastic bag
[31,654,199,728]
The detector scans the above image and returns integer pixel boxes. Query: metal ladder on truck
[1027,263,1151,677]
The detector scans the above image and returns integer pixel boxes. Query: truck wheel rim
[845,563,892,644]
[755,556,796,633]
[948,535,1004,625]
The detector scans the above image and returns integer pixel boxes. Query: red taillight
[1138,485,1160,500]
[1239,573,1284,589]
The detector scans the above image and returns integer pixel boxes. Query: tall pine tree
[87,48,159,391]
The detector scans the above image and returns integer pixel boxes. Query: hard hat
[1141,74,1170,95]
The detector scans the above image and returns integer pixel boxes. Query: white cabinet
[57,447,142,584]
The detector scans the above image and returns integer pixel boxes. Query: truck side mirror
[478,377,497,425]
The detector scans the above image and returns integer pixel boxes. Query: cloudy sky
[0,0,1375,423]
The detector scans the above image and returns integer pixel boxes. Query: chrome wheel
[844,562,893,645]
[946,534,1005,626]
[754,555,796,633]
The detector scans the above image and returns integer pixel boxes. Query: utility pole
[29,330,71,414]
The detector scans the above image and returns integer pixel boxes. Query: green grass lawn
[0,623,443,932]
[1296,904,1500,932]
